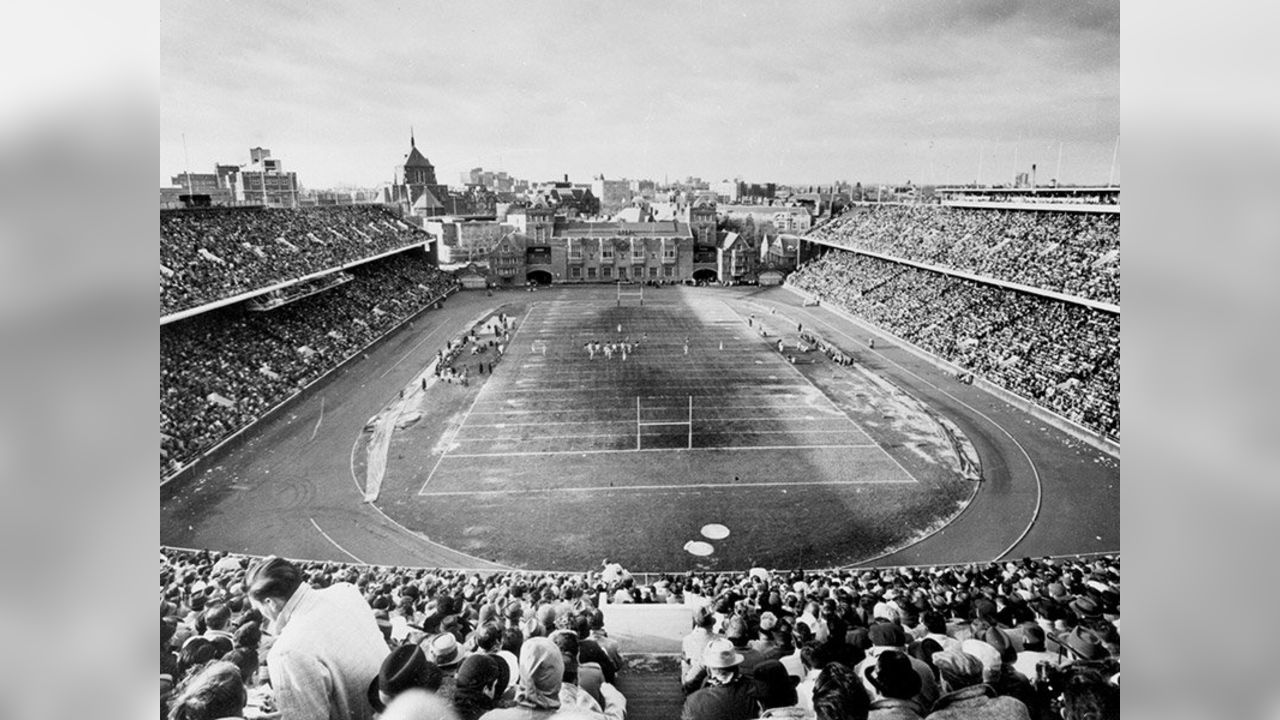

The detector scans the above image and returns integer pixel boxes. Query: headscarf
[514,637,563,709]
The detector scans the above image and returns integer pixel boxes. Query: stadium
[161,187,1119,719]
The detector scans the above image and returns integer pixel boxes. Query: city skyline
[160,0,1119,190]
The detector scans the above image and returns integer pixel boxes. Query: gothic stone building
[490,195,721,286]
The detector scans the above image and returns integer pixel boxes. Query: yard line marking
[420,477,916,497]
[309,518,365,563]
[451,429,860,444]
[436,443,879,459]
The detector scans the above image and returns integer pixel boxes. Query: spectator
[479,637,565,719]
[865,649,926,719]
[452,654,506,720]
[1055,666,1118,720]
[681,605,720,694]
[811,662,871,720]
[245,555,389,720]
[926,651,1029,720]
[751,659,805,718]
[548,630,625,719]
[168,660,248,720]
[855,623,939,711]
[681,638,759,720]
[368,644,444,714]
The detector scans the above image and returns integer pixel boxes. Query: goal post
[616,282,644,306]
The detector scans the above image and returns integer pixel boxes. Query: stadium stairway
[614,654,683,720]
[601,604,690,720]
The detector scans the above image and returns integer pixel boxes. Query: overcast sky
[159,0,1119,190]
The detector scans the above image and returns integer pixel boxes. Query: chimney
[1031,163,1037,188]
[564,173,569,183]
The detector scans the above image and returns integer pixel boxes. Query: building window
[602,266,612,278]
[648,266,658,278]
[663,243,676,262]
[570,266,581,278]
[587,267,597,278]
[602,246,614,261]
[663,265,674,277]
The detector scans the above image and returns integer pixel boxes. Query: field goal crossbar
[616,282,644,306]
[636,395,692,450]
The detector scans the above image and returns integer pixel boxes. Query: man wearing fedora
[366,645,443,715]
[865,649,927,719]
[682,638,760,720]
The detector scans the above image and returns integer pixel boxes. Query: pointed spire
[410,126,415,148]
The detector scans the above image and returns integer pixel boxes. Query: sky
[160,0,1119,190]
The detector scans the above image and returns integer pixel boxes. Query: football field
[381,287,969,571]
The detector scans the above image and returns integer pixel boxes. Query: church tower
[395,129,450,217]
[401,130,440,186]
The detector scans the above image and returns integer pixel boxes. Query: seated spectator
[811,662,871,720]
[167,660,248,720]
[479,637,565,719]
[1055,666,1119,720]
[855,623,939,711]
[452,654,506,720]
[681,638,759,720]
[751,659,805,718]
[368,644,444,714]
[864,649,926,719]
[548,630,625,719]
[926,650,1029,720]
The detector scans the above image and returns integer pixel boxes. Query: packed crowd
[807,206,1120,305]
[161,548,1117,719]
[788,251,1119,439]
[161,252,458,476]
[161,206,431,315]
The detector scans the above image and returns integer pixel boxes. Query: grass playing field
[369,286,975,571]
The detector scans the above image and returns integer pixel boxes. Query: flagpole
[1108,135,1120,186]
[182,133,192,198]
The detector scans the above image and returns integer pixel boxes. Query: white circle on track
[684,541,715,556]
[700,524,730,540]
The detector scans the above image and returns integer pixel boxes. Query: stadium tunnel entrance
[526,270,553,286]
[692,268,718,283]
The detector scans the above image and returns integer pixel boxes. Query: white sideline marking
[310,396,324,440]
[418,305,535,495]
[381,322,447,378]
[420,477,914,497]
[309,518,364,563]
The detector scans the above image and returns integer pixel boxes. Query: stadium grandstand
[162,547,1118,720]
[160,206,459,478]
[160,205,434,320]
[791,202,1119,442]
[161,196,1119,720]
